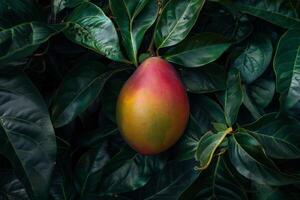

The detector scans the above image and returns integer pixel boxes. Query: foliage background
[0,0,300,199]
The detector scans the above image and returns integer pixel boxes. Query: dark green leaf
[110,0,158,65]
[274,29,300,119]
[181,64,226,93]
[164,33,230,67]
[75,143,110,199]
[193,156,248,200]
[0,23,64,65]
[253,183,300,200]
[0,72,57,200]
[195,129,231,170]
[141,160,199,200]
[192,95,226,126]
[102,69,131,123]
[52,0,89,18]
[224,0,300,29]
[99,146,166,195]
[51,61,129,128]
[243,113,300,159]
[200,4,253,43]
[154,0,206,49]
[0,171,29,200]
[175,115,206,161]
[64,2,125,62]
[50,167,77,200]
[242,76,275,119]
[79,127,119,148]
[231,33,273,83]
[224,68,243,126]
[0,0,43,28]
[229,131,295,185]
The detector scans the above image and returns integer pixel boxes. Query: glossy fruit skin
[116,57,189,155]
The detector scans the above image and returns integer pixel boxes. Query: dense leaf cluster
[0,0,300,199]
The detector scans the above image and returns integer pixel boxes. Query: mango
[116,57,189,155]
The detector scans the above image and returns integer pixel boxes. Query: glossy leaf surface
[0,72,56,200]
[154,0,206,49]
[64,2,125,61]
[110,0,158,65]
[164,33,230,67]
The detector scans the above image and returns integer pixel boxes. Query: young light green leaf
[229,131,296,185]
[225,0,300,29]
[110,0,158,65]
[195,128,232,170]
[274,29,300,119]
[181,64,226,93]
[164,33,231,67]
[0,23,64,65]
[64,2,125,62]
[0,72,57,200]
[154,0,206,49]
[243,113,300,159]
[51,61,129,128]
[224,68,243,126]
[231,33,273,83]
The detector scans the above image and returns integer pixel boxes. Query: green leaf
[50,167,77,200]
[195,129,231,170]
[273,29,300,119]
[243,113,300,159]
[0,0,43,28]
[181,64,226,93]
[193,156,248,200]
[154,0,206,49]
[79,127,119,148]
[200,4,253,43]
[175,115,206,161]
[102,76,128,123]
[51,61,129,128]
[224,68,243,126]
[75,143,110,199]
[253,183,300,200]
[64,2,125,62]
[52,0,89,18]
[164,33,231,67]
[242,77,275,119]
[0,23,64,65]
[0,171,29,200]
[229,131,295,185]
[109,0,158,65]
[225,0,300,29]
[0,72,57,200]
[141,160,199,200]
[212,122,228,132]
[192,95,226,126]
[231,33,273,83]
[99,146,166,195]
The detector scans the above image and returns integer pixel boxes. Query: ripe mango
[116,57,189,155]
